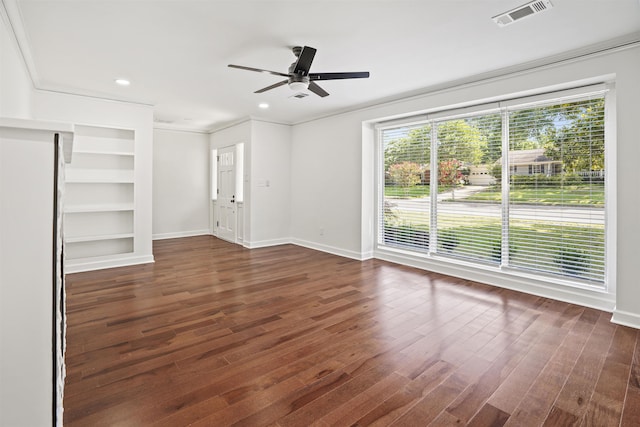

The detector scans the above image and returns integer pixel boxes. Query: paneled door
[217,146,236,242]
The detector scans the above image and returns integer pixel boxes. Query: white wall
[609,47,640,328]
[153,128,210,239]
[210,119,292,248]
[250,120,291,246]
[291,114,365,259]
[32,90,155,267]
[290,45,640,327]
[0,126,55,426]
[0,10,32,118]
[210,119,251,241]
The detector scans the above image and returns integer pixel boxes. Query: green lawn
[464,184,604,206]
[383,210,604,282]
[384,185,430,198]
[384,185,458,198]
[385,184,604,206]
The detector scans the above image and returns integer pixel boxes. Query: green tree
[384,126,431,171]
[436,120,487,165]
[509,108,558,149]
[389,162,422,195]
[542,99,605,172]
[467,114,502,163]
[489,163,502,185]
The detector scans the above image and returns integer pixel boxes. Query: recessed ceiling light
[258,103,269,109]
[115,78,130,86]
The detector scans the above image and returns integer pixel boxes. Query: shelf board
[73,135,134,154]
[64,203,134,213]
[66,168,134,183]
[66,178,135,184]
[65,233,134,244]
[65,251,135,263]
[74,149,134,156]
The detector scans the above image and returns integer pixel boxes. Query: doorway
[216,145,237,242]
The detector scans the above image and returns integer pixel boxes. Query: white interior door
[217,146,236,242]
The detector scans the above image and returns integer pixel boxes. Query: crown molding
[292,32,640,127]
[1,0,39,87]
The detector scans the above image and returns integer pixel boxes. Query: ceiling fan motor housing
[289,47,310,91]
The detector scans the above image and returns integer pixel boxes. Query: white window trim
[374,83,616,307]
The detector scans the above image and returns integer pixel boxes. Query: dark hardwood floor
[63,236,640,426]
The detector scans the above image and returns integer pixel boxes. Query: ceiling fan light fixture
[289,81,309,92]
[228,45,370,98]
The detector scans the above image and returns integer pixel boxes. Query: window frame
[375,83,614,293]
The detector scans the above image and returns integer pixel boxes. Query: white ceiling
[7,0,640,131]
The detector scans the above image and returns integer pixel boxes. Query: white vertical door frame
[216,145,237,243]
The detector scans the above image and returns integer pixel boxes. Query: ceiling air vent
[291,93,309,99]
[493,0,553,27]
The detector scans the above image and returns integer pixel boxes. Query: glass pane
[507,97,605,283]
[435,113,503,263]
[381,125,431,251]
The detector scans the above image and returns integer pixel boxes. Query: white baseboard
[65,254,155,274]
[236,236,367,261]
[290,238,369,261]
[611,308,640,329]
[244,238,291,249]
[152,229,211,240]
[375,248,616,313]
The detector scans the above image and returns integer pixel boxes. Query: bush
[438,228,459,253]
[388,162,422,189]
[490,238,516,263]
[555,246,588,277]
[509,173,587,188]
[383,225,429,250]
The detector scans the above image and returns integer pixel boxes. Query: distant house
[468,148,563,186]
[503,148,562,176]
[389,149,562,187]
[468,165,495,186]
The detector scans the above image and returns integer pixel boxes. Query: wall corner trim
[611,308,640,329]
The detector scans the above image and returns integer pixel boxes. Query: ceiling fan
[228,46,370,97]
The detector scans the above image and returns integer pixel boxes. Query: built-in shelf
[73,149,134,156]
[64,125,136,268]
[73,135,134,153]
[64,203,134,213]
[65,233,134,244]
[65,237,134,261]
[66,169,134,183]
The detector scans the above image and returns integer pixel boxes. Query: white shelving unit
[64,125,136,270]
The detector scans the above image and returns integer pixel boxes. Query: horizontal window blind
[435,113,503,263]
[507,95,605,283]
[380,124,430,251]
[377,89,607,287]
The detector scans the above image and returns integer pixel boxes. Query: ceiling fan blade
[254,79,288,93]
[293,46,317,75]
[309,72,370,81]
[228,64,289,78]
[308,81,329,97]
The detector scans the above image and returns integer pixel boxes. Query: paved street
[387,186,604,224]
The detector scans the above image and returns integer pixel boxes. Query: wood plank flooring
[63,236,640,426]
